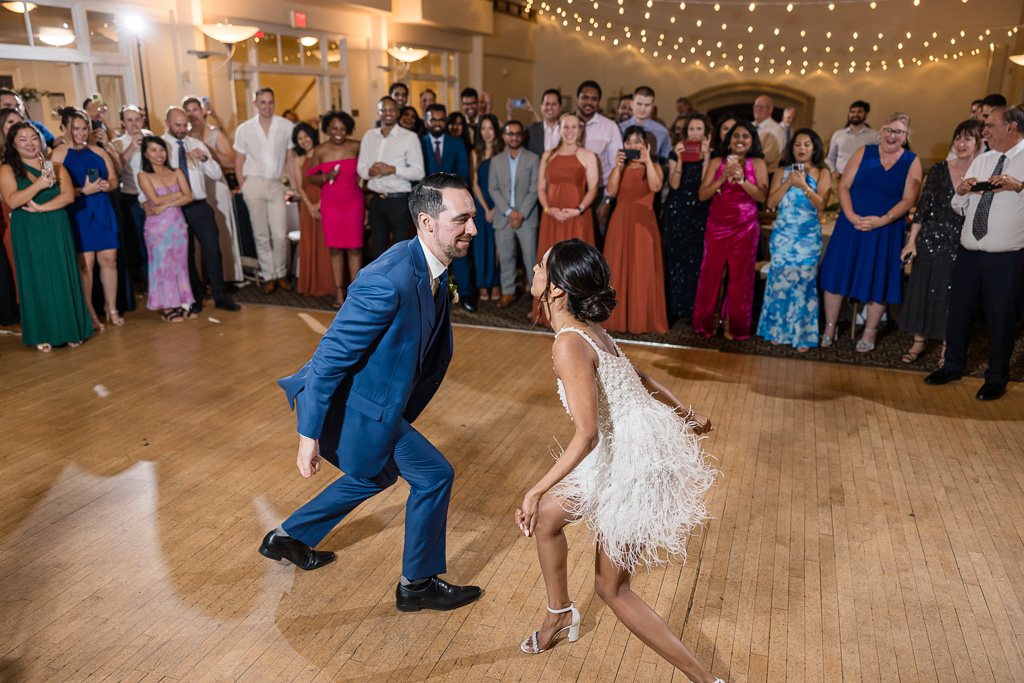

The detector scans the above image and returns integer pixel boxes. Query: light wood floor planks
[1,305,1022,682]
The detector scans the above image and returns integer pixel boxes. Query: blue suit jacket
[422,133,470,184]
[279,239,453,478]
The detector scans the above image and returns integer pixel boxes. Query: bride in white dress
[515,238,723,683]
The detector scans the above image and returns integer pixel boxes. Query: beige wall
[482,14,535,114]
[533,23,988,167]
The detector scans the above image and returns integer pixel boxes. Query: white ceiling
[533,0,1024,74]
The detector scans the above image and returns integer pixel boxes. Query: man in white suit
[488,120,540,308]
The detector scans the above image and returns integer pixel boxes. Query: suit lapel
[410,240,434,374]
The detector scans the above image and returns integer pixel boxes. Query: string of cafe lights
[527,0,1019,75]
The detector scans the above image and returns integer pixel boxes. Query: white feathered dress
[552,327,718,572]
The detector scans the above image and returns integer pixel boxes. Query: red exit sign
[291,11,306,28]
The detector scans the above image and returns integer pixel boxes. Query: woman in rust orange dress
[603,127,669,334]
[290,122,335,300]
[536,113,599,321]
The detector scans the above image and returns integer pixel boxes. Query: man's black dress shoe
[258,530,336,570]
[395,576,482,612]
[191,301,204,314]
[924,368,963,385]
[215,298,241,311]
[460,299,477,313]
[976,382,1006,401]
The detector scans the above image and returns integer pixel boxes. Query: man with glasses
[926,105,1024,401]
[825,100,880,184]
[460,88,480,148]
[488,120,540,308]
[357,96,425,262]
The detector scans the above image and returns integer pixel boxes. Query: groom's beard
[442,238,472,261]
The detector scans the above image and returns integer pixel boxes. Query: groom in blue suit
[261,173,482,613]
[422,104,474,310]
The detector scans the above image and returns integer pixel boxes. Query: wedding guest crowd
[1,77,1020,401]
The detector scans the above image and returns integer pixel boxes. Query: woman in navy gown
[470,113,502,300]
[819,112,923,352]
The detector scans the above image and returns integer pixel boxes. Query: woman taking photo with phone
[664,112,712,321]
[51,106,122,331]
[0,122,93,351]
[757,129,831,351]
[693,119,768,340]
[602,126,668,333]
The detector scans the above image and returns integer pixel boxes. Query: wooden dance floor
[1,305,1022,682]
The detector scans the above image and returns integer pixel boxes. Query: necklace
[879,149,901,168]
[951,157,970,184]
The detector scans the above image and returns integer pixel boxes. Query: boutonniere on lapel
[447,276,459,304]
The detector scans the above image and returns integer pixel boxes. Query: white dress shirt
[580,112,622,188]
[357,125,425,194]
[755,116,787,173]
[826,125,881,174]
[131,134,221,203]
[542,121,560,151]
[232,115,294,180]
[418,236,447,294]
[950,137,1024,253]
[113,129,152,195]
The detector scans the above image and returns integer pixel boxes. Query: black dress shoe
[460,299,477,313]
[395,576,482,612]
[924,368,963,385]
[190,300,204,314]
[976,382,1006,401]
[258,530,336,571]
[215,298,241,311]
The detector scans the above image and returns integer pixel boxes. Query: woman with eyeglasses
[819,112,923,352]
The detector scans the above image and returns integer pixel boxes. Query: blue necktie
[177,140,191,190]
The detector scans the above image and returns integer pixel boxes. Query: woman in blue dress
[470,113,502,300]
[52,107,122,331]
[758,129,832,351]
[819,113,923,352]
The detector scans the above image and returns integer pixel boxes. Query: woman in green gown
[0,122,93,351]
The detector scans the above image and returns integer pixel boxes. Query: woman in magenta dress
[290,122,334,299]
[136,137,195,322]
[603,127,669,334]
[693,120,768,340]
[309,110,363,309]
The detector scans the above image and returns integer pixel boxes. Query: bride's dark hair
[543,238,617,322]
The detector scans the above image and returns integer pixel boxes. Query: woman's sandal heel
[521,602,581,654]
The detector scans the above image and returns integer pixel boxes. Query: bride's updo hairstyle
[544,238,617,323]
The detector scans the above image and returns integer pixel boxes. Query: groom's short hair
[408,173,467,222]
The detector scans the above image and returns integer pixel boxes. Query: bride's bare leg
[529,495,577,648]
[593,548,717,683]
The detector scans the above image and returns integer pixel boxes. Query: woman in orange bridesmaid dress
[291,123,335,299]
[603,127,669,334]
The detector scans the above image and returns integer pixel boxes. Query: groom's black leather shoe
[395,576,482,612]
[976,382,1006,401]
[258,530,336,571]
[924,368,962,385]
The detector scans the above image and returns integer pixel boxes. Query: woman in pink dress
[693,120,768,340]
[136,137,195,322]
[309,111,363,309]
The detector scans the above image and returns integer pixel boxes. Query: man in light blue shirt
[618,86,671,165]
[489,120,540,307]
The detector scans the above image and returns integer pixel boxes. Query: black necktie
[177,140,191,190]
[972,154,1005,241]
[434,140,442,168]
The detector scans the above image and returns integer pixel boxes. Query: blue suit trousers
[281,419,454,580]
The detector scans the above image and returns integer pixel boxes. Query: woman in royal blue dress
[470,113,502,301]
[51,107,122,331]
[819,113,923,352]
[757,129,832,351]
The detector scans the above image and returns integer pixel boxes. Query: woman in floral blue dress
[757,129,832,351]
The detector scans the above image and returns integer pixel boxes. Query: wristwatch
[577,205,585,214]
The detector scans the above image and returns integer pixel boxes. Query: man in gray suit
[488,120,540,308]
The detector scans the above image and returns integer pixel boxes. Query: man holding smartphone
[927,105,1024,401]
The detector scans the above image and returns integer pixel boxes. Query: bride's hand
[516,492,541,537]
[691,413,714,434]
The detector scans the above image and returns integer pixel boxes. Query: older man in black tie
[926,105,1024,400]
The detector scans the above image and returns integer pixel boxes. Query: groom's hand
[297,435,323,478]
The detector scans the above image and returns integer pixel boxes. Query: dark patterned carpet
[232,283,1024,382]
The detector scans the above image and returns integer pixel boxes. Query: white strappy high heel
[520,602,581,654]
